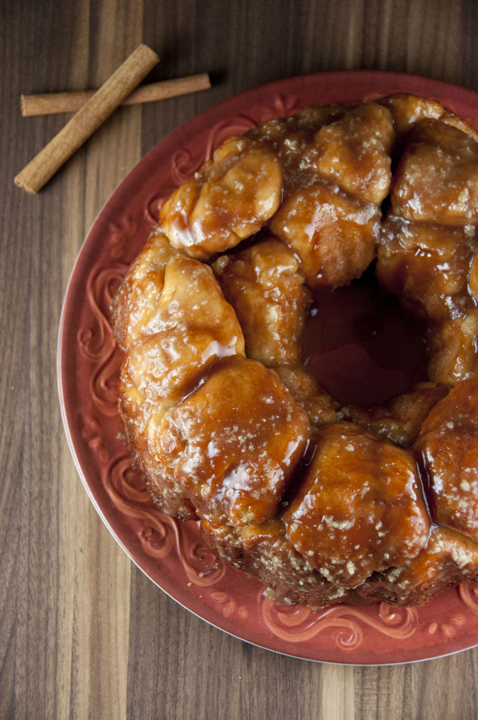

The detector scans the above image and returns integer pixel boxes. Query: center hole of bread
[301,263,429,406]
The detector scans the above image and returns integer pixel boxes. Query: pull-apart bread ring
[112,94,478,608]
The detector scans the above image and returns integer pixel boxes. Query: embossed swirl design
[72,93,478,657]
[262,600,418,649]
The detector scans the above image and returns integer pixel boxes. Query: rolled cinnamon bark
[14,44,159,194]
[21,74,211,116]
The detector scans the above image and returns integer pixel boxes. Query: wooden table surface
[3,0,478,718]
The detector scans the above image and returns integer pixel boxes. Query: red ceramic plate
[58,70,478,665]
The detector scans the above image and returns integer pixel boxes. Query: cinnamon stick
[14,44,159,194]
[21,74,211,116]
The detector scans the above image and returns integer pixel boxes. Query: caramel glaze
[112,94,478,607]
[283,423,430,589]
[159,356,311,528]
[416,377,478,542]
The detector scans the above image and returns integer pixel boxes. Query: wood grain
[2,1,478,719]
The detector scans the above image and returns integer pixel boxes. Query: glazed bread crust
[112,94,478,607]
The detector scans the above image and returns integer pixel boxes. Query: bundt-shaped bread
[112,94,478,607]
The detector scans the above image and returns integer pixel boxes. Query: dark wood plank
[126,569,346,720]
[1,2,88,717]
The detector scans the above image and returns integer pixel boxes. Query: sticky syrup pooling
[112,94,478,607]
